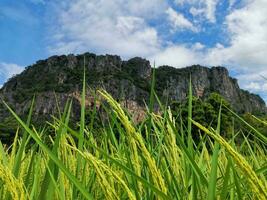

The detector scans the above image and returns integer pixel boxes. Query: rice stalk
[99,90,167,195]
[191,119,267,200]
[0,162,26,200]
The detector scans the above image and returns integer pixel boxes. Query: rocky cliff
[156,65,266,114]
[0,52,266,128]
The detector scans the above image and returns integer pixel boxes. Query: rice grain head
[99,90,167,194]
[191,120,267,200]
[0,162,26,200]
[69,145,136,200]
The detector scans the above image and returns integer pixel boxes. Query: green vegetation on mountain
[171,92,233,136]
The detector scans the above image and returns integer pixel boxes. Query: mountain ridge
[0,52,266,126]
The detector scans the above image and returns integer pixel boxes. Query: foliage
[0,116,19,144]
[242,113,267,136]
[171,92,233,137]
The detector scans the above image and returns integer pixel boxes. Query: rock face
[0,52,266,127]
[156,65,266,114]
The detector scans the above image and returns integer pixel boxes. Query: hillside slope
[0,52,266,127]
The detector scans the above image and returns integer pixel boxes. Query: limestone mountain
[0,52,266,133]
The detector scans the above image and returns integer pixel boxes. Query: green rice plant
[207,103,222,200]
[191,119,267,200]
[0,161,26,200]
[98,90,167,195]
[0,71,266,199]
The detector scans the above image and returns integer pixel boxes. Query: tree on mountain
[171,92,233,137]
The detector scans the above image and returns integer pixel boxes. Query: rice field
[0,74,266,200]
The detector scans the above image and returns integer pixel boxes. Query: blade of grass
[3,101,93,200]
[191,119,267,200]
[147,62,156,140]
[220,159,231,200]
[38,99,72,200]
[207,103,222,200]
[225,107,267,144]
[77,61,86,174]
[13,95,35,178]
[73,60,87,198]
[230,158,243,200]
[61,121,172,200]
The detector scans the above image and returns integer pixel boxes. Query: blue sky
[0,0,267,101]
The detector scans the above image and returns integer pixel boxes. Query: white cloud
[234,70,267,102]
[150,44,203,67]
[0,62,24,83]
[189,7,205,17]
[48,0,166,57]
[206,0,267,70]
[175,0,197,5]
[244,82,261,91]
[166,7,197,32]
[205,0,217,23]
[175,0,218,23]
[228,0,236,10]
[192,0,267,98]
[193,42,205,50]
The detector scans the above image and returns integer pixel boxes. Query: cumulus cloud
[206,0,267,70]
[48,0,167,57]
[150,45,203,67]
[202,0,267,95]
[189,7,205,17]
[235,69,267,97]
[166,7,197,32]
[175,0,218,23]
[0,62,24,87]
[228,0,236,10]
[205,0,218,23]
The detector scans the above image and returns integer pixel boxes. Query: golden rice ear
[72,148,137,200]
[98,90,143,191]
[98,89,168,194]
[191,119,267,200]
[0,163,26,200]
